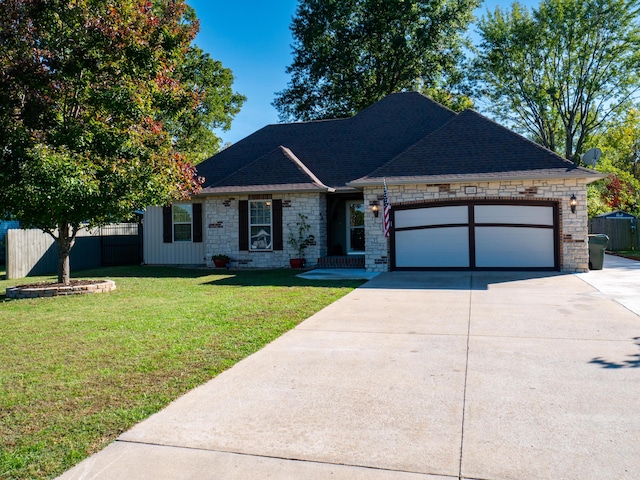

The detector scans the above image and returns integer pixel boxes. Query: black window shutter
[192,203,203,243]
[239,200,249,251]
[162,206,172,243]
[272,199,283,250]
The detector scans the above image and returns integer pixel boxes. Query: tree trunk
[57,222,75,285]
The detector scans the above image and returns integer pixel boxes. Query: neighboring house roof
[594,210,636,219]
[196,92,603,195]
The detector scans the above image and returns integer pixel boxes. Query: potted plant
[288,214,314,268]
[212,254,230,268]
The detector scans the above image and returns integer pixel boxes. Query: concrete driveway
[59,255,640,480]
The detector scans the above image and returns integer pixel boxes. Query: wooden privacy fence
[6,223,141,279]
[588,217,639,251]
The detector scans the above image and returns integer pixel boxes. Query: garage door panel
[393,202,558,270]
[394,205,468,229]
[395,227,470,268]
[475,227,555,268]
[474,205,554,226]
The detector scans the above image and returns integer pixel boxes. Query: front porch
[317,255,365,269]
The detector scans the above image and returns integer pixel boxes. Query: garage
[392,200,559,270]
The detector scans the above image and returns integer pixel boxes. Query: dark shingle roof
[197,92,456,191]
[349,109,602,185]
[201,146,330,194]
[197,94,602,194]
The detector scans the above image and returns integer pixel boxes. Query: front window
[347,201,365,253]
[173,204,192,242]
[250,200,272,250]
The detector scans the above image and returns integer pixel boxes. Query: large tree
[0,0,242,284]
[162,45,245,165]
[474,0,640,161]
[273,0,479,122]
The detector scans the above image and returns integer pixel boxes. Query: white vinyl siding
[144,206,205,265]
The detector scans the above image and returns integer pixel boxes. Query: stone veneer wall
[364,179,590,273]
[204,192,327,269]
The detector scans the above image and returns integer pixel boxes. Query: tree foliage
[475,0,640,161]
[0,0,242,283]
[586,109,640,216]
[162,45,245,165]
[273,0,480,121]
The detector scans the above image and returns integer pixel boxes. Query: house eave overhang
[194,183,335,197]
[347,171,606,188]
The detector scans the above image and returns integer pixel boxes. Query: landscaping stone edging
[5,280,116,299]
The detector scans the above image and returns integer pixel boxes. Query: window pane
[174,224,192,242]
[173,204,192,223]
[250,201,271,225]
[349,203,365,227]
[350,228,365,251]
[249,200,272,250]
[250,226,271,250]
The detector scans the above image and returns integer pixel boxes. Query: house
[593,210,636,220]
[144,92,603,272]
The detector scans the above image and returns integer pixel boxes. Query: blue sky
[187,1,537,146]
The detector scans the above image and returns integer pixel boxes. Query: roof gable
[201,146,330,194]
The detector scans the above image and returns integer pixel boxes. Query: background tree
[273,0,480,122]
[0,0,242,284]
[162,46,245,165]
[586,109,640,216]
[474,0,640,161]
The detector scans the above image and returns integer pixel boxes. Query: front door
[347,201,365,253]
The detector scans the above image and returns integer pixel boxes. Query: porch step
[317,255,365,269]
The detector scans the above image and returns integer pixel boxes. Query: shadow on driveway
[359,270,569,290]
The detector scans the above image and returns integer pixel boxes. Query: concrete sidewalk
[59,257,640,480]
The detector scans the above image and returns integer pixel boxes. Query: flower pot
[213,259,227,268]
[289,258,305,268]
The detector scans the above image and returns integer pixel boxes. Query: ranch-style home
[143,92,602,272]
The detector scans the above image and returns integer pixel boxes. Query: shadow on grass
[71,264,215,280]
[590,338,640,369]
[204,269,365,288]
[68,265,364,289]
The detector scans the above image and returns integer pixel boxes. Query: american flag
[383,179,390,238]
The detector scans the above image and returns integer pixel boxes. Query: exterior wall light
[570,194,577,213]
[370,200,380,218]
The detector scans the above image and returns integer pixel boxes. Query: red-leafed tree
[0,0,242,283]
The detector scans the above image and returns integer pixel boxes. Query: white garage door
[393,202,557,270]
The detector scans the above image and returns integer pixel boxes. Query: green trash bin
[588,234,609,270]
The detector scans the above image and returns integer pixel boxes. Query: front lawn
[0,266,363,479]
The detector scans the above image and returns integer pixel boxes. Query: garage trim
[390,199,560,271]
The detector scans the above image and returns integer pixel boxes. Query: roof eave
[347,171,606,188]
[197,183,334,196]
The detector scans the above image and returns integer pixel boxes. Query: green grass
[0,265,363,479]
